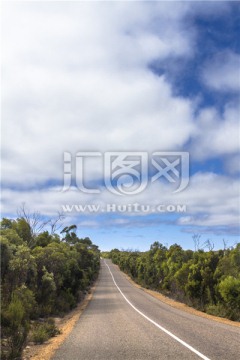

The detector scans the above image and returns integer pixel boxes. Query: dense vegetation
[0,215,100,360]
[107,241,240,321]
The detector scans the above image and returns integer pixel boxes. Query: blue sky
[1,1,240,251]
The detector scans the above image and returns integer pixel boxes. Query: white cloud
[2,1,196,186]
[78,220,99,228]
[190,103,240,160]
[202,51,240,92]
[178,214,239,227]
[1,172,239,230]
[224,154,240,175]
[1,2,239,237]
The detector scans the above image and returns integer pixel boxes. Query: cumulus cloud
[1,172,239,232]
[190,103,240,160]
[224,154,240,175]
[2,1,196,187]
[202,51,240,92]
[1,1,239,238]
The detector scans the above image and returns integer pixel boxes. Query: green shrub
[31,318,60,344]
[206,303,228,318]
[4,295,29,359]
[44,318,61,337]
[55,290,76,314]
[218,276,240,309]
[31,326,48,344]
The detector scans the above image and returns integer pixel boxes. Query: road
[53,259,240,360]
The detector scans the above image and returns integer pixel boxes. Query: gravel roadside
[22,280,98,360]
[23,262,239,360]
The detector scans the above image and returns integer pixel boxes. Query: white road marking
[105,260,211,360]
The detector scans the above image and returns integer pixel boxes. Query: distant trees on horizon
[107,241,240,321]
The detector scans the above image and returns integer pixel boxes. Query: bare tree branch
[49,211,66,234]
[192,233,201,252]
[202,239,214,251]
[17,203,50,239]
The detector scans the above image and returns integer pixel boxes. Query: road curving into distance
[52,259,240,360]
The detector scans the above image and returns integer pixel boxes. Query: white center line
[105,260,211,360]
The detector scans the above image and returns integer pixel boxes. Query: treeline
[0,216,100,360]
[108,242,240,321]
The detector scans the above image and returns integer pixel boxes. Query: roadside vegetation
[0,211,100,360]
[106,241,240,322]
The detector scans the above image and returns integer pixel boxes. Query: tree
[108,241,240,319]
[1,214,100,359]
[60,225,78,244]
[218,276,240,320]
[192,233,201,251]
[17,204,49,244]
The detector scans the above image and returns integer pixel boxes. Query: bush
[0,216,100,358]
[3,295,29,359]
[109,244,240,321]
[206,303,228,318]
[31,326,48,344]
[31,318,60,344]
[13,286,37,319]
[55,290,76,314]
[218,276,240,309]
[44,318,61,337]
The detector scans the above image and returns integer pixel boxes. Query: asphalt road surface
[53,259,240,360]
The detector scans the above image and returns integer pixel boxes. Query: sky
[1,1,240,251]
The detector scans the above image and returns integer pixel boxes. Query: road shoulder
[22,280,98,360]
[116,264,240,328]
